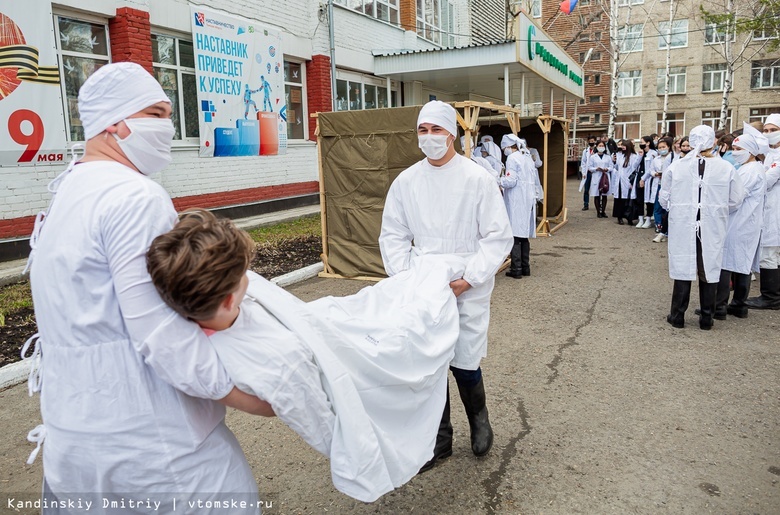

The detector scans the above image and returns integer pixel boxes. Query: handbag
[598,171,610,194]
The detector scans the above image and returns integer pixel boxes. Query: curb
[0,262,326,391]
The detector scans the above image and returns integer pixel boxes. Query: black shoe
[666,314,684,328]
[617,219,624,225]
[694,308,726,321]
[521,269,531,277]
[505,270,523,278]
[726,305,749,318]
[699,317,714,330]
[419,389,453,474]
[745,268,780,309]
[456,378,493,457]
[582,205,589,211]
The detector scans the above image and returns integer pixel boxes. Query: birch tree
[659,0,677,134]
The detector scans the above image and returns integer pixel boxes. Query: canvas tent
[316,102,569,279]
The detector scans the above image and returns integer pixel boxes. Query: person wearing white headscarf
[25,63,264,512]
[659,125,745,329]
[479,140,504,177]
[499,134,543,277]
[710,124,768,318]
[380,100,512,471]
[746,113,780,309]
[462,136,500,183]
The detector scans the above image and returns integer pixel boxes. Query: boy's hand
[220,386,276,417]
[450,279,472,297]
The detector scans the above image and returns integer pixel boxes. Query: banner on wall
[190,6,287,157]
[0,3,67,166]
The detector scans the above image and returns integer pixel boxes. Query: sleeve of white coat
[728,168,746,214]
[379,180,414,276]
[766,162,780,191]
[532,162,544,200]
[462,176,513,287]
[659,164,672,211]
[580,150,588,174]
[499,157,519,189]
[101,187,234,400]
[531,148,543,168]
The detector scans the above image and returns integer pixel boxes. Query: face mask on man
[764,131,780,146]
[597,146,605,154]
[731,149,751,165]
[418,134,451,160]
[588,141,596,147]
[113,118,175,175]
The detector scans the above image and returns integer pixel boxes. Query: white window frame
[618,0,643,6]
[701,110,732,132]
[53,12,111,142]
[702,63,728,93]
[617,70,642,97]
[614,114,641,140]
[531,0,542,18]
[335,70,398,112]
[656,67,686,95]
[578,115,591,124]
[283,59,308,141]
[334,0,400,26]
[151,32,198,145]
[658,19,688,49]
[753,27,779,40]
[417,0,455,46]
[749,107,780,123]
[656,112,685,136]
[750,59,780,90]
[704,22,735,45]
[618,24,644,53]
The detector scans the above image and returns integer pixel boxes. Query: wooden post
[314,114,333,274]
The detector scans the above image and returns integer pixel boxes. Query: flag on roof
[560,0,579,14]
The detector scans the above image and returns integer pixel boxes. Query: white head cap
[417,100,458,137]
[500,134,522,149]
[480,135,494,144]
[688,125,716,158]
[764,113,780,129]
[78,62,171,140]
[735,122,770,157]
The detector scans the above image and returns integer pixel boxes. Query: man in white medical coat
[659,125,745,330]
[379,101,513,472]
[25,63,266,512]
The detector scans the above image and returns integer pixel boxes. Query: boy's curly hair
[146,209,256,321]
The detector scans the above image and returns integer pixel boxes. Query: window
[701,110,732,132]
[656,112,685,136]
[749,107,780,123]
[284,61,306,140]
[585,74,591,82]
[754,27,779,40]
[618,0,643,5]
[658,20,688,49]
[591,51,602,61]
[54,16,110,141]
[594,74,601,85]
[702,63,728,92]
[335,72,397,112]
[618,24,643,52]
[579,98,586,105]
[579,115,591,124]
[594,31,602,40]
[614,114,641,140]
[593,113,601,124]
[335,0,399,25]
[417,0,456,46]
[704,23,734,44]
[580,0,591,5]
[617,70,642,97]
[589,96,602,103]
[152,34,198,142]
[750,59,780,89]
[656,67,686,95]
[579,33,590,42]
[531,0,541,18]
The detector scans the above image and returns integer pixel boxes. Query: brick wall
[306,55,332,141]
[399,0,416,31]
[109,7,153,73]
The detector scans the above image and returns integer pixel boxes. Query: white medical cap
[417,101,458,137]
[500,134,522,149]
[764,113,780,129]
[480,135,494,144]
[78,62,171,140]
[689,125,716,157]
[735,122,770,157]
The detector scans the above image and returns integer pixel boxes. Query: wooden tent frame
[313,102,569,280]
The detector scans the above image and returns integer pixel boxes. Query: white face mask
[765,131,780,146]
[731,149,751,165]
[659,149,669,156]
[597,147,605,154]
[503,147,513,157]
[418,134,451,160]
[114,117,175,175]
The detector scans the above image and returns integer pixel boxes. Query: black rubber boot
[667,280,690,328]
[418,388,453,474]
[520,238,531,276]
[745,268,780,310]
[506,237,523,278]
[713,269,731,320]
[456,378,493,457]
[727,272,751,318]
[698,280,718,330]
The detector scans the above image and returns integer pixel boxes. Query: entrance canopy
[374,14,584,107]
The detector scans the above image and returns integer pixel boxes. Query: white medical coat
[587,153,614,197]
[659,156,745,282]
[528,147,543,168]
[472,155,500,184]
[642,154,673,204]
[28,161,257,511]
[211,256,461,502]
[762,158,780,247]
[611,153,641,199]
[500,150,543,238]
[722,161,766,274]
[379,154,512,370]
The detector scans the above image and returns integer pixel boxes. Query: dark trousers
[593,195,607,215]
[509,236,530,273]
[583,172,592,207]
[645,202,654,218]
[669,239,718,326]
[716,269,751,316]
